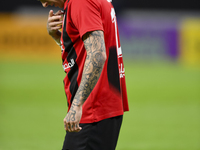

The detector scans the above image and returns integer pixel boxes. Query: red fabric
[61,0,129,123]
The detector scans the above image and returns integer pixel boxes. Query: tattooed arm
[63,30,107,132]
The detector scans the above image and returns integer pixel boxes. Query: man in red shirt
[39,0,129,149]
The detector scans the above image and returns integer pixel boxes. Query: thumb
[49,10,54,17]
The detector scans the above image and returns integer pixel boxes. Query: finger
[54,10,64,15]
[74,123,82,132]
[49,10,54,17]
[65,124,70,132]
[49,21,63,27]
[54,11,64,22]
[71,122,76,132]
[75,127,82,132]
[48,16,62,22]
[67,123,71,132]
[50,25,62,31]
[63,118,67,131]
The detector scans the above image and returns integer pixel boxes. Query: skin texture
[39,1,107,132]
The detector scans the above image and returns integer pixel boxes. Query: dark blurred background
[1,0,200,12]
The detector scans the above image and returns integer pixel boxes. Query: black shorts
[62,115,123,150]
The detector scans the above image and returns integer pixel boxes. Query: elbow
[101,51,107,63]
[92,50,107,68]
[99,51,107,67]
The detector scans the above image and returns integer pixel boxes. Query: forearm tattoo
[73,30,106,107]
[66,104,76,122]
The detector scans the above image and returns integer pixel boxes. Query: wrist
[72,99,82,108]
[48,29,58,37]
[48,30,61,46]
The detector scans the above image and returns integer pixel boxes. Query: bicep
[82,30,107,66]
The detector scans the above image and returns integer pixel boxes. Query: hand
[47,10,63,36]
[63,104,82,132]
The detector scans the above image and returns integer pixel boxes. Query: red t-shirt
[60,0,129,123]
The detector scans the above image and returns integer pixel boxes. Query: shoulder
[70,0,101,9]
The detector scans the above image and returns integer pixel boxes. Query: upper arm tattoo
[72,30,106,106]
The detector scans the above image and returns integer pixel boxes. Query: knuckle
[71,121,75,124]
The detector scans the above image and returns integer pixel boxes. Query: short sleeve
[70,0,104,38]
